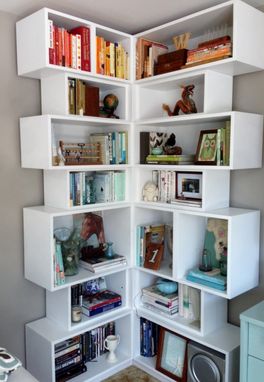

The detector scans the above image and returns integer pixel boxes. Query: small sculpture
[0,348,22,382]
[99,94,119,119]
[173,32,191,50]
[163,133,182,155]
[162,84,197,116]
[142,181,159,202]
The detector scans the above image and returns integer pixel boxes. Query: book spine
[82,295,121,311]
[82,300,122,317]
[55,355,82,372]
[48,20,56,65]
[55,349,81,366]
[76,34,82,70]
[71,34,77,69]
[55,343,80,359]
[225,120,231,166]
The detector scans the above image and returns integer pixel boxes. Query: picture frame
[195,129,218,165]
[156,328,188,381]
[176,172,202,200]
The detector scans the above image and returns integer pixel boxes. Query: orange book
[96,36,101,74]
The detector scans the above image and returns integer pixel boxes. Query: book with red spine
[58,27,63,66]
[70,26,91,71]
[76,34,82,70]
[64,29,70,68]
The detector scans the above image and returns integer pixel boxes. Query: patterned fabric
[103,366,160,382]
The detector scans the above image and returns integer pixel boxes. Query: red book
[64,30,70,68]
[70,26,91,71]
[58,27,63,66]
[54,26,59,65]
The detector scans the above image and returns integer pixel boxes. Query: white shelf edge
[135,164,230,171]
[48,114,131,125]
[61,200,131,211]
[41,164,132,171]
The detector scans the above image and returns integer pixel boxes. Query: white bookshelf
[16,8,133,81]
[23,205,131,291]
[17,1,264,381]
[20,115,132,170]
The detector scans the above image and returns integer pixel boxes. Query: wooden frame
[176,172,202,201]
[156,327,188,381]
[195,129,218,165]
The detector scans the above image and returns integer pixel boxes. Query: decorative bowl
[151,147,163,155]
[156,278,178,294]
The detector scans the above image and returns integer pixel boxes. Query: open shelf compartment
[23,205,131,291]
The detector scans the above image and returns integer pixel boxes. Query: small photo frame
[195,129,218,165]
[156,328,188,381]
[176,172,202,200]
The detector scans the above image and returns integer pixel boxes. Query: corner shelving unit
[17,1,264,381]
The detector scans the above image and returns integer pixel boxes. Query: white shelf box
[134,71,233,120]
[134,270,227,337]
[26,313,132,382]
[134,0,264,81]
[135,111,263,170]
[174,208,260,299]
[20,115,131,169]
[44,168,130,209]
[133,206,173,279]
[135,168,230,211]
[41,72,130,118]
[23,205,132,291]
[16,8,132,81]
[132,313,240,382]
[46,269,130,331]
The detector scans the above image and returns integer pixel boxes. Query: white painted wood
[8,367,38,382]
[174,208,260,299]
[201,292,227,335]
[20,115,52,168]
[204,71,233,113]
[44,170,70,208]
[46,288,70,330]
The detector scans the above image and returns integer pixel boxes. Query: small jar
[71,305,82,323]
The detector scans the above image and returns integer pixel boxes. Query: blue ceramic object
[156,278,178,294]
[151,147,163,155]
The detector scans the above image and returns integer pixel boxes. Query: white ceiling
[0,0,263,34]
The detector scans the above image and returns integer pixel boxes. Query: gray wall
[0,9,264,366]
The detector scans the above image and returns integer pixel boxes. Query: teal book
[187,267,226,285]
[186,275,226,291]
[114,172,125,201]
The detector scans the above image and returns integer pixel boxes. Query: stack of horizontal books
[79,253,127,273]
[142,285,179,317]
[55,335,87,381]
[82,290,122,317]
[186,268,227,291]
[146,154,195,165]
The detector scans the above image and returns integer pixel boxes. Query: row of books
[151,170,202,207]
[140,318,159,357]
[55,335,86,382]
[55,322,115,380]
[68,79,99,116]
[48,21,90,71]
[142,284,179,317]
[136,38,168,79]
[69,171,126,207]
[136,224,165,268]
[90,131,128,165]
[185,35,232,67]
[216,121,231,166]
[96,36,129,79]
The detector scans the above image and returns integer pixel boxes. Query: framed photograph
[156,328,188,381]
[195,129,218,165]
[176,172,202,200]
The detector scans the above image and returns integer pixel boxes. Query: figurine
[162,84,197,116]
[0,348,22,382]
[99,94,119,119]
[104,334,120,363]
[57,145,65,166]
[163,133,182,155]
[142,181,159,202]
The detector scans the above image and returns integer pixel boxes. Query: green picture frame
[195,129,218,165]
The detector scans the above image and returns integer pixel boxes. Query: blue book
[186,275,226,291]
[187,268,226,285]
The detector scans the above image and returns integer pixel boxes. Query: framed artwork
[195,129,218,165]
[176,172,202,200]
[156,328,188,381]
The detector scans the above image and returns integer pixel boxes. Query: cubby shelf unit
[132,313,240,382]
[135,111,263,170]
[16,8,133,82]
[134,0,264,82]
[20,114,132,170]
[23,204,132,291]
[26,313,133,382]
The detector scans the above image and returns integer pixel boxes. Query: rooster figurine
[162,84,197,116]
